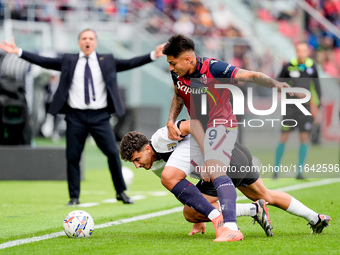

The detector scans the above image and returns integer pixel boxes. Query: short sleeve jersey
[150,125,181,162]
[171,56,239,129]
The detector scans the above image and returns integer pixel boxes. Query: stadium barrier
[0,146,83,180]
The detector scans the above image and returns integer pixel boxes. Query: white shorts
[165,135,202,179]
[203,125,238,166]
[165,126,237,178]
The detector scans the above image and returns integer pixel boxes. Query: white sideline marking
[94,206,183,230]
[148,191,169,196]
[77,202,100,208]
[131,195,146,200]
[102,198,118,203]
[0,207,183,250]
[1,178,339,250]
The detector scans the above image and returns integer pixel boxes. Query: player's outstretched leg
[252,199,274,237]
[308,214,332,234]
[238,179,332,234]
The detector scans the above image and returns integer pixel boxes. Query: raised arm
[116,43,165,72]
[166,90,184,140]
[235,69,293,94]
[0,37,62,71]
[0,37,20,55]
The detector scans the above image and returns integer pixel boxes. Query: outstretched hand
[154,43,166,59]
[0,37,20,55]
[188,222,206,235]
[274,81,294,96]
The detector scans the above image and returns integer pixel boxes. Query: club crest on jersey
[200,74,207,84]
[167,142,177,151]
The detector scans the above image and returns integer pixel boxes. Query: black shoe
[116,192,134,204]
[67,198,80,206]
[296,174,305,180]
[273,172,279,179]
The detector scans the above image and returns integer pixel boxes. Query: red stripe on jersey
[231,67,239,84]
[213,133,227,150]
[190,159,199,168]
[197,57,201,70]
[222,150,231,161]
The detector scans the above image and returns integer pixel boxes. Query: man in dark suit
[0,29,165,205]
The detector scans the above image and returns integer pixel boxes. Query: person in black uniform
[274,41,322,179]
[0,29,165,205]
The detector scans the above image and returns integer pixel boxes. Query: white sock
[207,209,221,220]
[286,197,319,224]
[224,222,238,231]
[236,203,257,217]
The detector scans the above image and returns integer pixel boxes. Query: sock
[236,203,257,217]
[298,143,308,175]
[213,175,237,224]
[224,222,238,231]
[207,209,221,220]
[275,143,285,170]
[171,179,217,218]
[286,197,319,224]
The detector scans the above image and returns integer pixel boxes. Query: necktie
[84,57,95,105]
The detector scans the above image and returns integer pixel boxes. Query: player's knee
[247,190,273,204]
[260,192,275,205]
[160,174,176,190]
[161,171,184,191]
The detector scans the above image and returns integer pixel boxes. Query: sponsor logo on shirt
[176,81,208,95]
[223,64,231,75]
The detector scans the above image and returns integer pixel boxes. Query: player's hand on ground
[274,81,294,96]
[188,222,206,235]
[166,121,182,141]
[154,43,166,58]
[0,37,20,55]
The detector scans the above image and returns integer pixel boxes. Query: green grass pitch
[0,138,339,254]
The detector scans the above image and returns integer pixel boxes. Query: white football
[63,210,94,238]
[122,166,134,186]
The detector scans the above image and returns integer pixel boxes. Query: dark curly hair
[120,131,149,161]
[162,34,195,58]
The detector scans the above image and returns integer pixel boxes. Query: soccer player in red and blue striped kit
[162,34,293,242]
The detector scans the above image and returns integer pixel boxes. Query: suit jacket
[21,51,153,116]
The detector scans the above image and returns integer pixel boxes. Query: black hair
[120,131,149,161]
[162,34,195,58]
